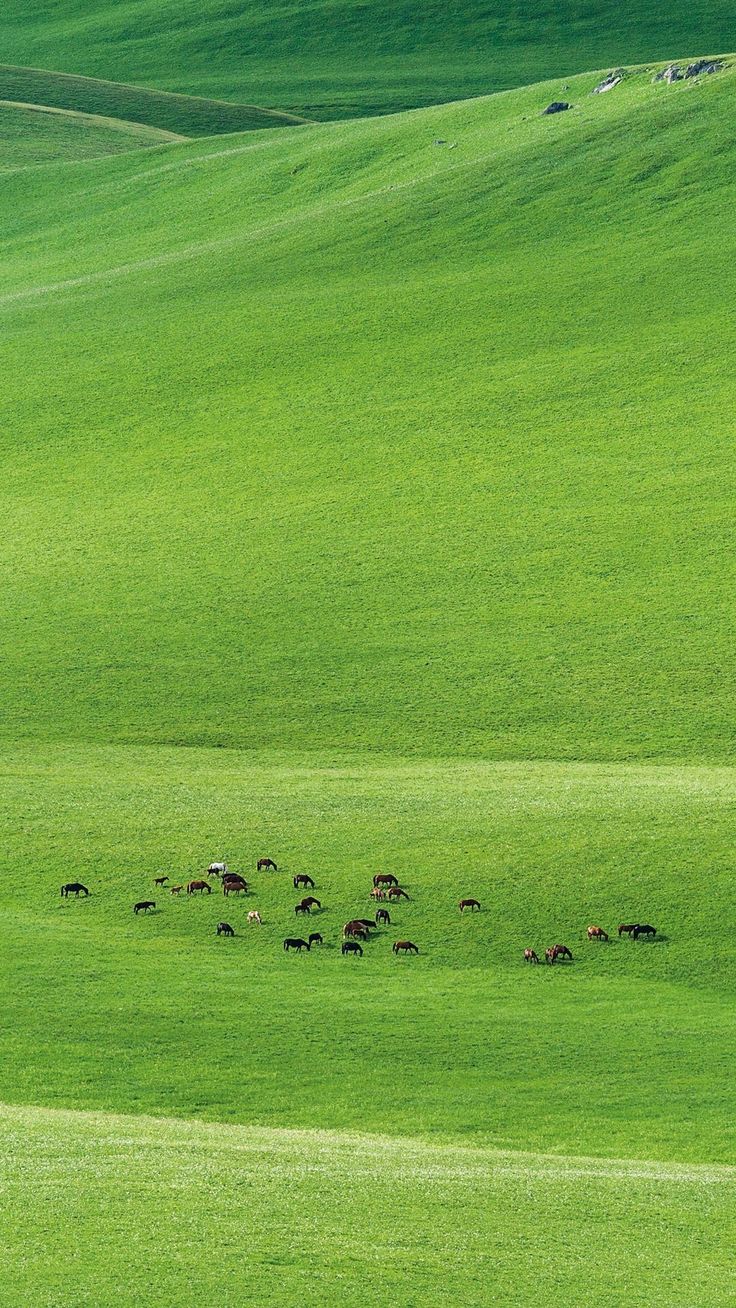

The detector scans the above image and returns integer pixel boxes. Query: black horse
[134,901,155,914]
[342,941,363,957]
[61,882,89,897]
[633,924,657,939]
[217,922,235,936]
[284,938,310,952]
[308,932,323,947]
[375,909,391,925]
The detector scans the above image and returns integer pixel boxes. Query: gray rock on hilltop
[593,72,623,93]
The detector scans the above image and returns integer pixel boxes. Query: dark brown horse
[299,896,321,910]
[284,938,310,951]
[216,922,235,936]
[308,932,323,947]
[375,909,391,925]
[187,880,211,894]
[373,873,398,888]
[393,940,418,955]
[258,858,278,872]
[459,898,481,913]
[344,919,369,937]
[618,923,638,937]
[295,902,311,915]
[387,886,410,901]
[223,876,248,896]
[154,876,168,887]
[61,882,89,897]
[355,919,376,931]
[548,944,573,962]
[524,948,540,964]
[293,874,315,889]
[134,900,155,914]
[342,941,363,956]
[170,885,183,895]
[633,923,656,939]
[587,925,609,941]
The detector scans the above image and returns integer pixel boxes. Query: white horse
[208,862,228,877]
[247,910,262,925]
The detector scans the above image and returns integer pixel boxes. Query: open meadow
[0,16,734,1305]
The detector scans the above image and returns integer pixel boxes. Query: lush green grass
[1,1,734,116]
[0,100,183,170]
[0,1102,732,1307]
[0,64,734,761]
[0,65,311,136]
[2,54,735,1304]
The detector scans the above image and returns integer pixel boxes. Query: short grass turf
[0,64,734,761]
[1,0,735,116]
[0,65,311,136]
[0,1103,732,1307]
[0,100,183,170]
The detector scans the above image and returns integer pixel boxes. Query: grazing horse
[618,923,638,937]
[356,919,376,931]
[308,932,323,947]
[550,944,573,961]
[187,880,211,895]
[587,925,609,941]
[216,922,235,937]
[373,873,398,888]
[247,911,262,925]
[293,874,315,889]
[459,898,481,913]
[223,876,248,896]
[370,887,386,901]
[342,941,363,957]
[295,902,311,916]
[134,900,155,914]
[154,876,168,887]
[633,923,656,939]
[258,858,278,872]
[170,885,183,895]
[61,882,89,898]
[393,940,419,955]
[387,886,410,901]
[299,897,321,910]
[344,919,369,936]
[375,909,391,925]
[524,948,540,964]
[284,938,310,952]
[208,862,228,878]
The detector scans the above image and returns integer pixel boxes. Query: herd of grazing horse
[60,864,658,965]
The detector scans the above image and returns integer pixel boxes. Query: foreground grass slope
[2,0,734,115]
[0,1102,731,1307]
[0,64,734,761]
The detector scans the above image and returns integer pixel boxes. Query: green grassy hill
[1,52,735,1307]
[0,100,184,170]
[2,0,734,115]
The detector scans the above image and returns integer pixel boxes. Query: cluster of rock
[653,59,725,83]
[593,71,623,94]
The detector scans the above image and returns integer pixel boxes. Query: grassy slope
[0,64,734,762]
[0,65,311,135]
[0,100,183,170]
[0,1103,732,1307]
[1,1,735,116]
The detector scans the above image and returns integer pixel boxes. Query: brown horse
[170,885,183,895]
[295,902,311,915]
[61,882,89,897]
[134,901,155,914]
[459,898,481,913]
[587,925,609,941]
[633,923,656,939]
[548,944,573,962]
[216,922,235,936]
[370,887,386,901]
[355,919,376,931]
[373,873,398,888]
[618,923,638,937]
[344,919,369,936]
[387,886,410,901]
[524,948,540,964]
[293,874,315,889]
[393,940,418,955]
[187,880,211,895]
[258,858,278,872]
[299,896,321,910]
[154,876,168,887]
[342,941,363,956]
[223,876,248,896]
[284,937,310,952]
[375,909,391,925]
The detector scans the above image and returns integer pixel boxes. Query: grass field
[1,0,735,116]
[1,28,734,1307]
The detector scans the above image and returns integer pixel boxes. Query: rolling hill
[2,0,735,116]
[0,43,734,1308]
